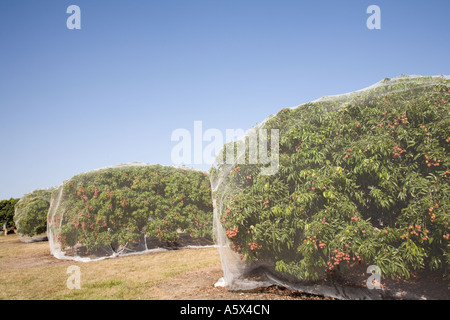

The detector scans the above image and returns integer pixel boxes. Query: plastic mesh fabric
[48,163,214,261]
[14,188,54,242]
[210,75,450,299]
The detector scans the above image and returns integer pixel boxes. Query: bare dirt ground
[0,235,327,300]
[148,265,329,300]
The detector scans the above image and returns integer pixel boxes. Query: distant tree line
[0,198,19,232]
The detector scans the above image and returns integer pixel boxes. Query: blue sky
[0,0,449,199]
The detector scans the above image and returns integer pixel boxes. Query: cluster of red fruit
[401,224,430,241]
[425,154,441,167]
[392,145,407,158]
[419,124,430,136]
[157,227,163,238]
[106,189,114,201]
[344,148,352,159]
[434,97,447,107]
[96,217,107,228]
[428,204,439,222]
[231,166,241,174]
[303,234,326,250]
[93,186,99,198]
[377,113,411,129]
[327,250,361,270]
[76,186,87,200]
[248,242,262,251]
[226,227,239,238]
[394,114,408,126]
[428,203,439,222]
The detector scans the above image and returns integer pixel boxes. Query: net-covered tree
[14,189,54,237]
[49,164,213,257]
[212,76,450,282]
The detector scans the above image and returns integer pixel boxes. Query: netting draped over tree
[210,75,450,299]
[14,188,54,242]
[48,163,213,261]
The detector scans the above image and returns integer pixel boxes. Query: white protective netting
[48,163,214,261]
[14,188,54,242]
[210,75,450,299]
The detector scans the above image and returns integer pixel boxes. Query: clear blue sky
[1,0,449,199]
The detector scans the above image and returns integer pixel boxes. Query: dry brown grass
[0,234,221,300]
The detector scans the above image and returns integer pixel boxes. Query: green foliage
[52,164,213,255]
[213,76,450,281]
[0,198,19,230]
[14,189,53,237]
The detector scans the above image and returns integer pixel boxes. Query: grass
[0,234,221,300]
[0,233,48,258]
